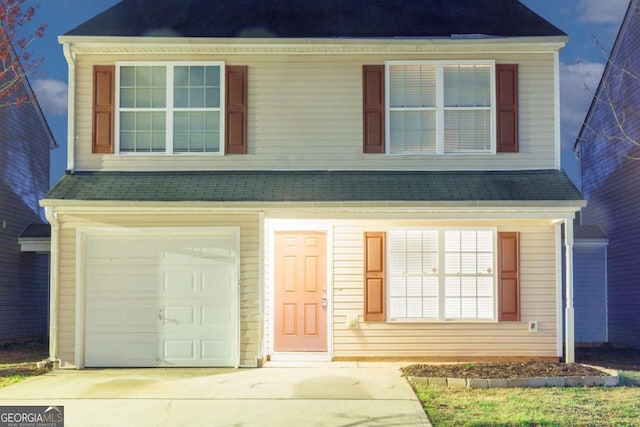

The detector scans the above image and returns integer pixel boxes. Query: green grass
[0,341,49,389]
[0,374,30,388]
[413,379,640,427]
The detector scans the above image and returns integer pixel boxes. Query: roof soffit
[59,36,567,56]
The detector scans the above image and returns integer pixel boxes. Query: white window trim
[385,60,496,156]
[114,61,226,156]
[386,226,498,323]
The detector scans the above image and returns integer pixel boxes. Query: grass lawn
[411,344,640,427]
[414,372,640,427]
[0,341,49,388]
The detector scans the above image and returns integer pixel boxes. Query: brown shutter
[225,65,248,154]
[364,232,386,321]
[92,65,115,154]
[362,65,385,153]
[496,64,519,153]
[498,232,520,321]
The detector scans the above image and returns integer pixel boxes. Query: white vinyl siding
[72,52,558,172]
[116,62,224,155]
[330,220,559,359]
[387,61,494,155]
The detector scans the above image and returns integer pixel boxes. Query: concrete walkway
[0,365,431,426]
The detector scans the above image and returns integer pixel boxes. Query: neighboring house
[563,216,609,345]
[575,0,640,349]
[0,59,56,342]
[42,0,584,368]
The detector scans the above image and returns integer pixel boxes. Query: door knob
[321,295,327,307]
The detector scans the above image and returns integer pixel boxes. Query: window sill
[386,319,497,324]
[115,152,225,156]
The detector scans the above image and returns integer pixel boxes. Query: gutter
[57,35,567,56]
[44,207,61,367]
[62,42,76,173]
[38,199,587,210]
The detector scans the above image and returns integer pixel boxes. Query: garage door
[84,230,239,367]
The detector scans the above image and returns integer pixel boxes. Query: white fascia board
[39,198,585,210]
[39,201,583,221]
[574,238,609,247]
[17,237,51,253]
[58,35,567,55]
[63,42,76,172]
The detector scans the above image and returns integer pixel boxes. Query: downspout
[604,244,609,342]
[554,50,562,170]
[62,42,76,172]
[564,218,575,363]
[45,206,60,367]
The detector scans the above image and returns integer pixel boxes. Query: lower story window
[388,228,495,321]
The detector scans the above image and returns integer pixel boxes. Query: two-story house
[575,0,640,349]
[42,0,584,368]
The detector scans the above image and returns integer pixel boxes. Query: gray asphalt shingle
[65,0,566,38]
[45,170,583,203]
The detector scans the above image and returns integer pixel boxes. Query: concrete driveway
[0,364,431,426]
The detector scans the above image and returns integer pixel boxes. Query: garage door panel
[160,303,232,331]
[163,339,196,361]
[85,303,157,333]
[161,305,196,326]
[162,267,234,297]
[202,304,235,327]
[84,230,239,368]
[85,333,158,367]
[202,339,234,362]
[86,269,159,296]
[160,336,235,366]
[202,269,235,299]
[162,271,197,293]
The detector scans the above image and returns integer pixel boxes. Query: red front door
[274,232,327,352]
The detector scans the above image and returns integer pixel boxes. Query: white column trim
[44,207,60,365]
[63,43,76,172]
[555,223,563,358]
[564,218,575,363]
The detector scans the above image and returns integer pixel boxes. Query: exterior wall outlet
[347,315,359,328]
[528,321,539,333]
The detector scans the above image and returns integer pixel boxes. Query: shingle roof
[44,170,583,204]
[65,0,565,39]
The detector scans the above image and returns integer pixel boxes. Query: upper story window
[116,62,224,154]
[387,61,495,155]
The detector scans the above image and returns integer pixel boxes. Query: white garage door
[84,230,239,367]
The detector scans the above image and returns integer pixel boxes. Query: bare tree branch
[0,0,45,108]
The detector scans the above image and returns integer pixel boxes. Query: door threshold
[269,352,331,362]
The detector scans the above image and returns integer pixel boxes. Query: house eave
[58,35,567,55]
[39,199,585,215]
[18,237,51,253]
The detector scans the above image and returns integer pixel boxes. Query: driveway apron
[0,365,431,426]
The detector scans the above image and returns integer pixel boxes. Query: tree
[0,0,45,107]
[577,5,640,160]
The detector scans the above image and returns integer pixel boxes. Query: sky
[26,0,632,187]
